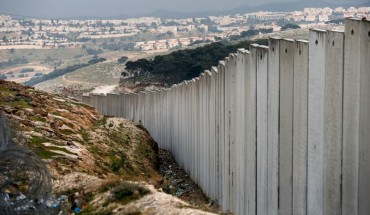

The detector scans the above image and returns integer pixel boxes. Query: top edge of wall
[283,38,295,42]
[259,45,269,49]
[327,29,345,33]
[310,28,327,33]
[237,48,248,53]
[347,17,363,21]
[296,39,309,43]
[270,36,282,40]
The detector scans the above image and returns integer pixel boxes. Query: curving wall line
[81,18,370,215]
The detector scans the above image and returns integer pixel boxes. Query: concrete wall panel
[245,44,257,215]
[343,19,361,215]
[324,30,344,215]
[256,45,269,215]
[308,29,326,215]
[267,37,280,215]
[279,39,295,215]
[358,20,370,215]
[293,40,309,215]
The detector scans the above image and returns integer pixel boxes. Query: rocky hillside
[0,80,222,214]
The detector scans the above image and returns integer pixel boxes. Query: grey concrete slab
[256,45,269,215]
[293,39,309,215]
[358,19,370,215]
[343,18,361,215]
[267,37,280,215]
[308,29,327,215]
[279,39,295,215]
[323,30,344,215]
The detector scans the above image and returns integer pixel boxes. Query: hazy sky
[0,0,301,18]
[0,0,366,18]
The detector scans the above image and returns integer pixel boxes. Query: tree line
[24,57,106,86]
[122,39,268,86]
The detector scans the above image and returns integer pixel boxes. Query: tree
[117,56,128,64]
[281,23,300,31]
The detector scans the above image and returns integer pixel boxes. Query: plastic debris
[16,194,26,200]
[74,207,81,213]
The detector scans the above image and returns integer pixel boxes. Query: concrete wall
[81,19,370,215]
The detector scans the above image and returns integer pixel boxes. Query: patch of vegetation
[47,145,78,155]
[29,115,47,123]
[101,181,150,205]
[28,136,48,145]
[0,57,28,69]
[110,152,127,173]
[0,85,12,94]
[95,116,107,128]
[122,39,268,85]
[1,96,32,109]
[281,23,301,31]
[117,56,128,64]
[85,48,103,55]
[80,129,90,142]
[107,130,130,146]
[28,136,77,159]
[59,129,75,136]
[88,57,107,64]
[30,146,62,159]
[20,68,35,73]
[229,28,273,41]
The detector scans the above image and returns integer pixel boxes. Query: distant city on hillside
[0,6,369,52]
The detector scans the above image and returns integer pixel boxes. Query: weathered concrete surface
[343,19,361,215]
[256,45,268,215]
[308,29,326,215]
[358,19,370,215]
[235,49,248,215]
[279,39,295,215]
[267,37,280,215]
[324,30,344,215]
[293,39,308,215]
[245,44,257,215]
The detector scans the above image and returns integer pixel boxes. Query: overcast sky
[0,0,301,18]
[0,0,366,18]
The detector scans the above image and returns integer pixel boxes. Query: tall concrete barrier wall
[81,19,370,215]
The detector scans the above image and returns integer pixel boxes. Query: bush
[281,23,300,30]
[34,73,43,77]
[0,58,28,69]
[88,57,106,64]
[85,48,103,55]
[18,73,28,78]
[20,68,35,73]
[122,39,268,85]
[118,56,128,64]
[112,182,149,201]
